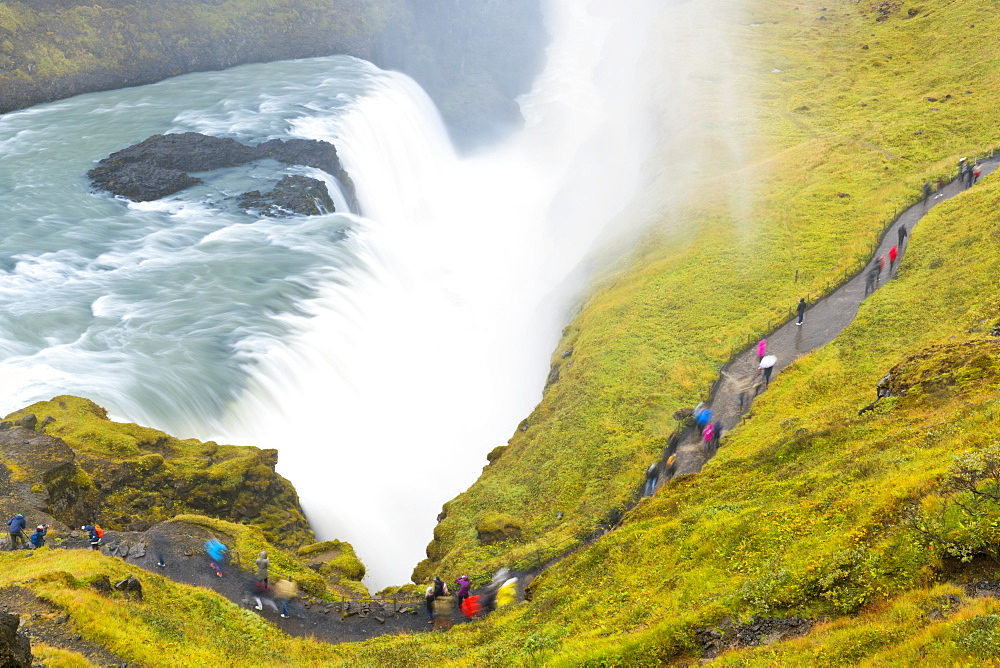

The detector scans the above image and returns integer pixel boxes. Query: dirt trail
[667,156,999,480]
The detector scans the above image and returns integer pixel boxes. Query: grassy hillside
[414,0,1000,585]
[3,396,314,548]
[6,0,1000,665]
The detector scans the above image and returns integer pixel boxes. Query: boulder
[113,575,144,601]
[238,175,335,216]
[0,612,31,667]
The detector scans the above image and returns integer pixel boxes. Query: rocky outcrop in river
[87,132,356,214]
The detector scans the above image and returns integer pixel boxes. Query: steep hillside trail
[6,162,998,659]
[662,156,1000,483]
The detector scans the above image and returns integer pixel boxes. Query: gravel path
[665,156,999,480]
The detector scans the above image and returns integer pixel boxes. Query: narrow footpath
[665,156,1000,481]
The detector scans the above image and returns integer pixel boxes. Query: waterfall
[0,0,732,591]
[216,0,669,590]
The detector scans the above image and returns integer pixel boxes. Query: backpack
[94,525,104,538]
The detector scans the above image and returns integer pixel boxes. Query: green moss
[5,396,312,548]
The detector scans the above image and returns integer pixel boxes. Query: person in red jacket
[888,245,898,274]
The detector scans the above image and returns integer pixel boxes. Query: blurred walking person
[888,245,898,274]
[205,537,228,577]
[273,578,298,618]
[644,462,659,496]
[796,297,807,325]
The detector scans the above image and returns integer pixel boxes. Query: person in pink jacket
[757,338,767,360]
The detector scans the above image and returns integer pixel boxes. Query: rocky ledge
[0,396,314,549]
[87,132,358,215]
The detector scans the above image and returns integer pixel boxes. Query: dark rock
[89,574,113,594]
[0,612,31,667]
[113,575,143,601]
[89,133,355,211]
[0,422,11,431]
[237,175,335,217]
[39,417,55,430]
[16,415,37,430]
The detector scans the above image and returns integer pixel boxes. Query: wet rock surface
[88,132,356,213]
[238,175,335,216]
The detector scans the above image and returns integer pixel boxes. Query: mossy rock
[4,396,312,549]
[297,539,365,583]
[475,512,523,546]
[878,339,1000,399]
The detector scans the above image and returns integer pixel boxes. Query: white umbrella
[759,355,777,369]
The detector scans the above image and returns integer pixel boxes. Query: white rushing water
[0,0,685,588]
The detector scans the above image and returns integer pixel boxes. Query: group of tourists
[424,569,519,630]
[5,513,97,551]
[5,514,48,549]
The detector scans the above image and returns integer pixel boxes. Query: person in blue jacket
[205,537,229,577]
[6,514,27,549]
[81,525,102,550]
[29,524,48,549]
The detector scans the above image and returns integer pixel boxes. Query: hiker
[460,594,483,619]
[432,593,455,631]
[495,577,519,608]
[455,574,471,607]
[6,514,27,550]
[796,297,807,326]
[255,550,269,585]
[29,524,48,549]
[702,422,714,450]
[244,579,278,613]
[922,182,931,207]
[644,462,659,496]
[205,538,228,577]
[425,581,436,622]
[888,245,898,273]
[759,362,774,388]
[865,265,879,295]
[959,157,970,188]
[665,453,676,478]
[711,420,723,452]
[757,338,767,360]
[695,406,712,427]
[737,375,756,409]
[876,255,886,284]
[479,568,510,612]
[81,524,103,551]
[897,224,908,248]
[973,162,983,184]
[273,578,298,618]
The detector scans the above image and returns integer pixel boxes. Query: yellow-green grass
[4,395,313,548]
[0,549,357,667]
[416,0,1000,585]
[710,584,1000,667]
[168,515,368,599]
[331,148,1000,666]
[31,644,98,668]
